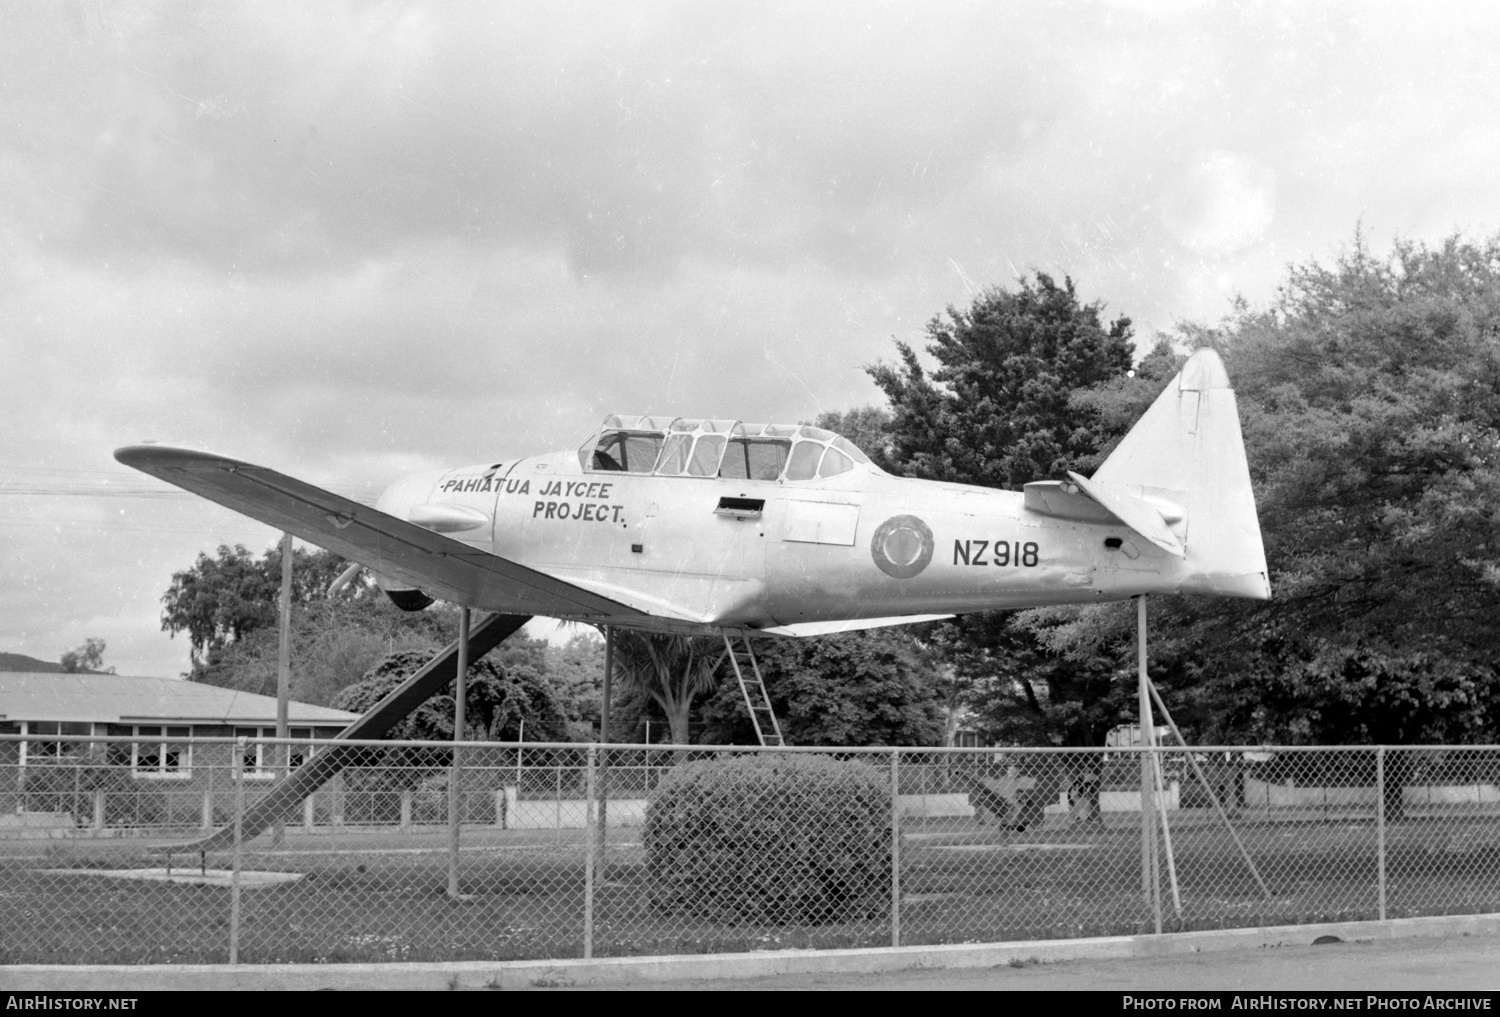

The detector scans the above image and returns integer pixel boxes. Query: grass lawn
[4,811,1500,964]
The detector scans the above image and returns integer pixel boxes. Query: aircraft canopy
[581,416,873,482]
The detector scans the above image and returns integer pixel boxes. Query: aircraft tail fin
[1087,348,1270,600]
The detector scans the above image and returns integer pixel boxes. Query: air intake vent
[715,497,764,519]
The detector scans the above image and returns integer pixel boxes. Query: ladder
[722,631,785,746]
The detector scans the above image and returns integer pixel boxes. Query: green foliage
[59,637,112,674]
[643,753,891,925]
[868,271,1133,488]
[21,762,165,827]
[544,633,605,741]
[332,649,571,744]
[812,406,893,466]
[610,632,724,744]
[865,272,1136,746]
[160,543,352,666]
[193,595,457,705]
[935,611,1136,748]
[1010,231,1500,749]
[698,629,947,746]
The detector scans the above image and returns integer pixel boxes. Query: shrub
[21,762,166,827]
[643,753,892,925]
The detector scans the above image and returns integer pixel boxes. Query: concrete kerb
[5,913,1500,991]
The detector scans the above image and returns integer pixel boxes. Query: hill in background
[0,653,64,673]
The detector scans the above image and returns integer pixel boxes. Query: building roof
[0,673,357,727]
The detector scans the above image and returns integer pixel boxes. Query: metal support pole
[229,736,245,964]
[273,532,292,848]
[1137,596,1160,929]
[1377,746,1387,920]
[598,626,612,870]
[448,606,470,900]
[583,744,597,959]
[1150,746,1183,919]
[891,750,902,948]
[1146,678,1272,900]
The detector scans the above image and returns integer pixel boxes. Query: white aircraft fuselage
[379,452,1153,633]
[118,350,1269,641]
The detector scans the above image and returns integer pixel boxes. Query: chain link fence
[3,736,1500,964]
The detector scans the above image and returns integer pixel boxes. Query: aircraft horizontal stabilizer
[1065,471,1184,557]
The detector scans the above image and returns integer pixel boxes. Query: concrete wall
[1244,779,1500,808]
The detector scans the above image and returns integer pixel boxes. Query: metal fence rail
[3,736,1500,964]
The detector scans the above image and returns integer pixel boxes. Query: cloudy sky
[3,1,1498,677]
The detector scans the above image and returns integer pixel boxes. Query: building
[0,673,357,828]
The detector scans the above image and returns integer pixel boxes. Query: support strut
[157,611,530,853]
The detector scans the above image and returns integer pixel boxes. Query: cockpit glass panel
[763,424,799,438]
[745,439,790,480]
[818,447,853,478]
[721,438,790,480]
[624,434,664,473]
[738,423,766,436]
[687,434,727,477]
[670,419,701,432]
[798,425,835,442]
[655,433,692,475]
[590,432,628,471]
[832,435,870,464]
[687,435,726,480]
[592,431,663,473]
[719,440,748,480]
[784,440,822,481]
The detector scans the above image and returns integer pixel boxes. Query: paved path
[573,935,1500,991]
[7,920,1499,992]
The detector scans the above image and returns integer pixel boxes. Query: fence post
[1376,746,1387,921]
[400,789,412,830]
[583,745,597,960]
[303,793,315,833]
[201,788,213,831]
[93,788,105,832]
[229,736,245,965]
[891,750,901,948]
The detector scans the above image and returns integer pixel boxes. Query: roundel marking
[870,514,934,580]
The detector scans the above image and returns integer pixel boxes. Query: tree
[868,272,1133,489]
[193,595,459,705]
[866,272,1138,746]
[609,632,724,745]
[1010,233,1500,814]
[698,628,947,746]
[813,406,894,467]
[160,543,349,667]
[59,637,113,674]
[545,632,605,741]
[1191,232,1500,747]
[332,650,570,743]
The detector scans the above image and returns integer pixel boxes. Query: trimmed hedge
[643,753,892,925]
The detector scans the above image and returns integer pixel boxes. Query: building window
[235,727,316,778]
[18,722,95,766]
[105,725,191,778]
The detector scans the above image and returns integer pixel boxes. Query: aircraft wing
[114,446,647,621]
